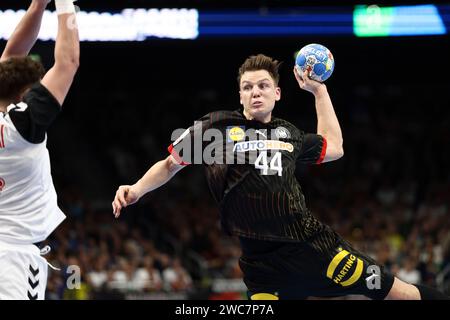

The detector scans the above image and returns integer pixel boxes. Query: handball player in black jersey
[112,54,448,300]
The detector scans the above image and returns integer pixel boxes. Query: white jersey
[0,83,65,244]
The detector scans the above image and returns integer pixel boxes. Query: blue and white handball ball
[295,43,335,82]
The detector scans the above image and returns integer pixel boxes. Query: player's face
[239,70,281,123]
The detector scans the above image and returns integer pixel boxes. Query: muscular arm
[134,155,185,196]
[313,85,344,162]
[294,67,343,162]
[112,155,186,217]
[0,0,49,62]
[41,10,80,106]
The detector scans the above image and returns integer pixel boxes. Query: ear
[275,87,281,101]
[239,90,243,105]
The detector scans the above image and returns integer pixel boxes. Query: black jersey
[7,83,61,143]
[168,109,327,242]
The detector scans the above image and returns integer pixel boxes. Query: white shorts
[0,242,48,300]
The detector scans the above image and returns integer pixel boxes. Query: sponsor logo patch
[233,140,294,153]
[274,126,291,139]
[326,248,364,287]
[227,126,245,142]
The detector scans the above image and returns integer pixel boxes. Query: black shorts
[239,227,395,300]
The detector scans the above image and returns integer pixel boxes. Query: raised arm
[40,0,79,106]
[294,67,344,162]
[112,155,186,218]
[0,0,50,62]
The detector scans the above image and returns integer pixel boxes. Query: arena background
[1,1,449,299]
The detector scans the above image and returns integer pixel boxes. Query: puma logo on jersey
[255,130,267,138]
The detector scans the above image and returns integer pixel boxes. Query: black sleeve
[168,113,211,165]
[8,83,61,143]
[296,133,327,165]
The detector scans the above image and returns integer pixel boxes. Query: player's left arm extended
[0,0,50,62]
[112,155,186,217]
[313,85,344,162]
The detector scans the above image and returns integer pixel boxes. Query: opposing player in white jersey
[0,0,79,300]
